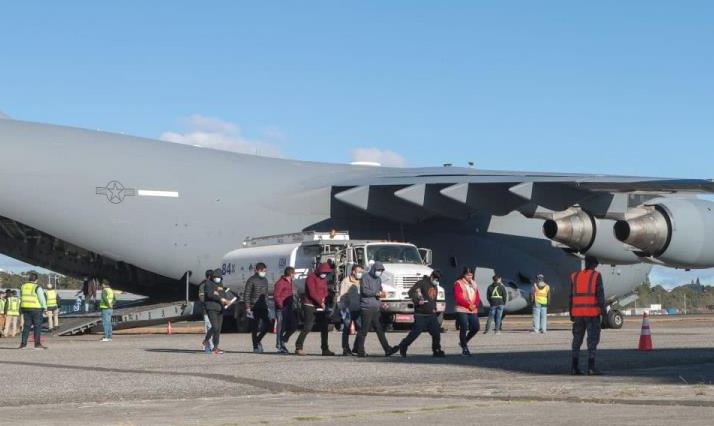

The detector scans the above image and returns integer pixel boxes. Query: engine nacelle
[543,208,641,265]
[614,198,714,269]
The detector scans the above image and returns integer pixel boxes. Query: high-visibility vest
[100,287,115,310]
[0,298,5,314]
[46,289,58,309]
[20,283,42,309]
[6,297,20,316]
[534,284,550,306]
[489,285,504,299]
[570,270,601,317]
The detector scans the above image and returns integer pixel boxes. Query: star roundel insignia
[96,181,137,204]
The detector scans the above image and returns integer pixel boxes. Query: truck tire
[607,309,624,330]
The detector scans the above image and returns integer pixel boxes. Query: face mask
[319,274,327,279]
[375,271,383,277]
[355,272,363,280]
[432,280,440,286]
[213,277,222,284]
[258,271,267,278]
[47,284,53,289]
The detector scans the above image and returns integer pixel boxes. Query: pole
[185,271,190,304]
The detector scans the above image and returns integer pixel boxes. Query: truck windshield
[366,244,423,265]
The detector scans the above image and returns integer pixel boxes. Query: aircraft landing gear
[603,308,624,329]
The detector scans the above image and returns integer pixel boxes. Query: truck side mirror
[418,248,433,266]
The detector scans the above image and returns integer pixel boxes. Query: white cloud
[351,148,407,167]
[649,266,714,289]
[160,115,283,158]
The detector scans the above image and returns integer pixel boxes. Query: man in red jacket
[295,263,335,356]
[273,267,296,354]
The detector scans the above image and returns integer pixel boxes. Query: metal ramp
[57,301,196,336]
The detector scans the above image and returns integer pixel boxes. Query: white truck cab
[221,231,445,326]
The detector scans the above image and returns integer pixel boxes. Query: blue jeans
[485,305,504,332]
[101,309,113,339]
[20,309,44,347]
[456,313,480,347]
[341,310,362,351]
[532,305,548,333]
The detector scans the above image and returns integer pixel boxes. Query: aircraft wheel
[607,309,624,329]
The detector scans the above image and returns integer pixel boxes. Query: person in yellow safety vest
[45,282,60,332]
[4,290,22,337]
[531,274,551,334]
[100,279,115,342]
[0,290,7,337]
[19,272,48,350]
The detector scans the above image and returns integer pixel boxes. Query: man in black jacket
[484,275,508,334]
[243,262,270,353]
[398,271,445,358]
[203,269,227,355]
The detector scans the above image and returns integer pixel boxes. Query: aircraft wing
[330,167,714,222]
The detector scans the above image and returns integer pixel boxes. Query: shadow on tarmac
[141,346,714,384]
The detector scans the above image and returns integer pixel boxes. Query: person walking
[570,257,606,376]
[484,274,507,334]
[198,270,215,352]
[243,263,270,353]
[398,271,445,358]
[295,263,335,356]
[0,290,6,337]
[4,290,21,337]
[203,269,228,355]
[354,262,399,358]
[45,282,60,332]
[531,274,551,334]
[19,272,48,350]
[273,267,297,354]
[99,280,115,342]
[338,265,363,356]
[454,267,480,356]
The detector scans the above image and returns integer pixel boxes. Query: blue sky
[1,1,713,286]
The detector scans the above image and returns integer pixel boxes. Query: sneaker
[322,349,335,356]
[295,349,306,356]
[357,352,368,358]
[483,330,489,334]
[342,348,353,356]
[495,331,502,335]
[34,344,49,350]
[17,344,27,350]
[101,338,111,342]
[433,349,446,358]
[385,346,400,357]
[213,348,225,355]
[278,347,290,355]
[201,340,210,351]
[461,346,471,357]
[204,345,213,354]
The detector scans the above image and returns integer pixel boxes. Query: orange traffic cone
[638,312,653,351]
[167,321,173,335]
[349,320,356,336]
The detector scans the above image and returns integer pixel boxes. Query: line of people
[197,261,486,358]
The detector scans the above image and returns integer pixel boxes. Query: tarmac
[1,315,713,425]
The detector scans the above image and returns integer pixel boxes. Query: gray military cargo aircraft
[2,117,713,328]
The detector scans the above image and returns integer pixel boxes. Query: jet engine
[614,198,714,268]
[543,207,641,264]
